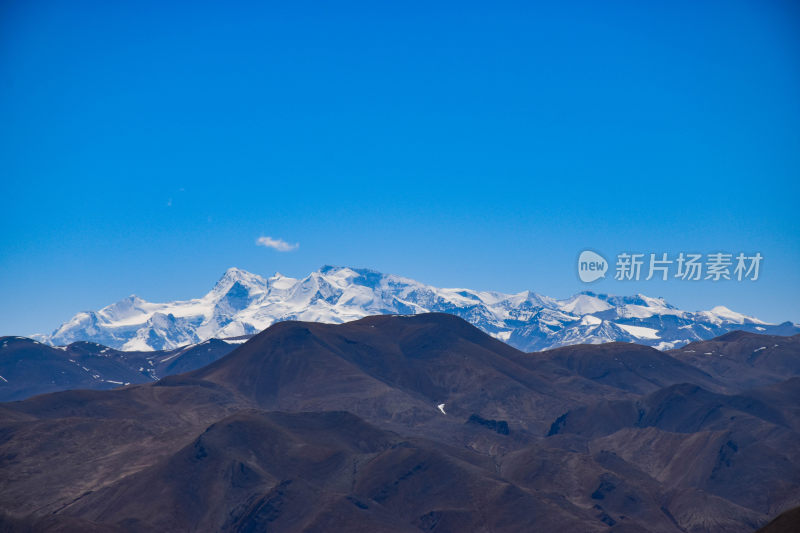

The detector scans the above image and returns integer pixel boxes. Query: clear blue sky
[1,0,799,336]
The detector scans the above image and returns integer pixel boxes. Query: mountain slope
[190,313,594,437]
[0,336,242,401]
[37,266,798,352]
[668,332,800,390]
[55,410,608,532]
[2,315,799,531]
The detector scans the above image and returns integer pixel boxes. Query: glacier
[40,266,798,352]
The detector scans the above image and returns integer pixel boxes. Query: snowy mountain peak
[40,266,796,352]
[318,265,380,287]
[558,293,613,315]
[98,295,151,322]
[267,272,297,290]
[705,305,766,325]
[633,293,673,309]
[213,268,268,294]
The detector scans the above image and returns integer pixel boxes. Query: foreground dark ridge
[1,313,798,532]
[3,325,798,403]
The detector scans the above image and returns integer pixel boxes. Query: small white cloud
[256,236,299,252]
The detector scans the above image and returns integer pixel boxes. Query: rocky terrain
[1,314,798,531]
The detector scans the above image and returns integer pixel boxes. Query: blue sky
[1,0,799,336]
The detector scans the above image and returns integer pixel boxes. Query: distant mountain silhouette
[0,336,242,401]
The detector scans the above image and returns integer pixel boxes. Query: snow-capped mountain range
[38,266,799,352]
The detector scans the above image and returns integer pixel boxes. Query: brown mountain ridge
[1,313,798,532]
